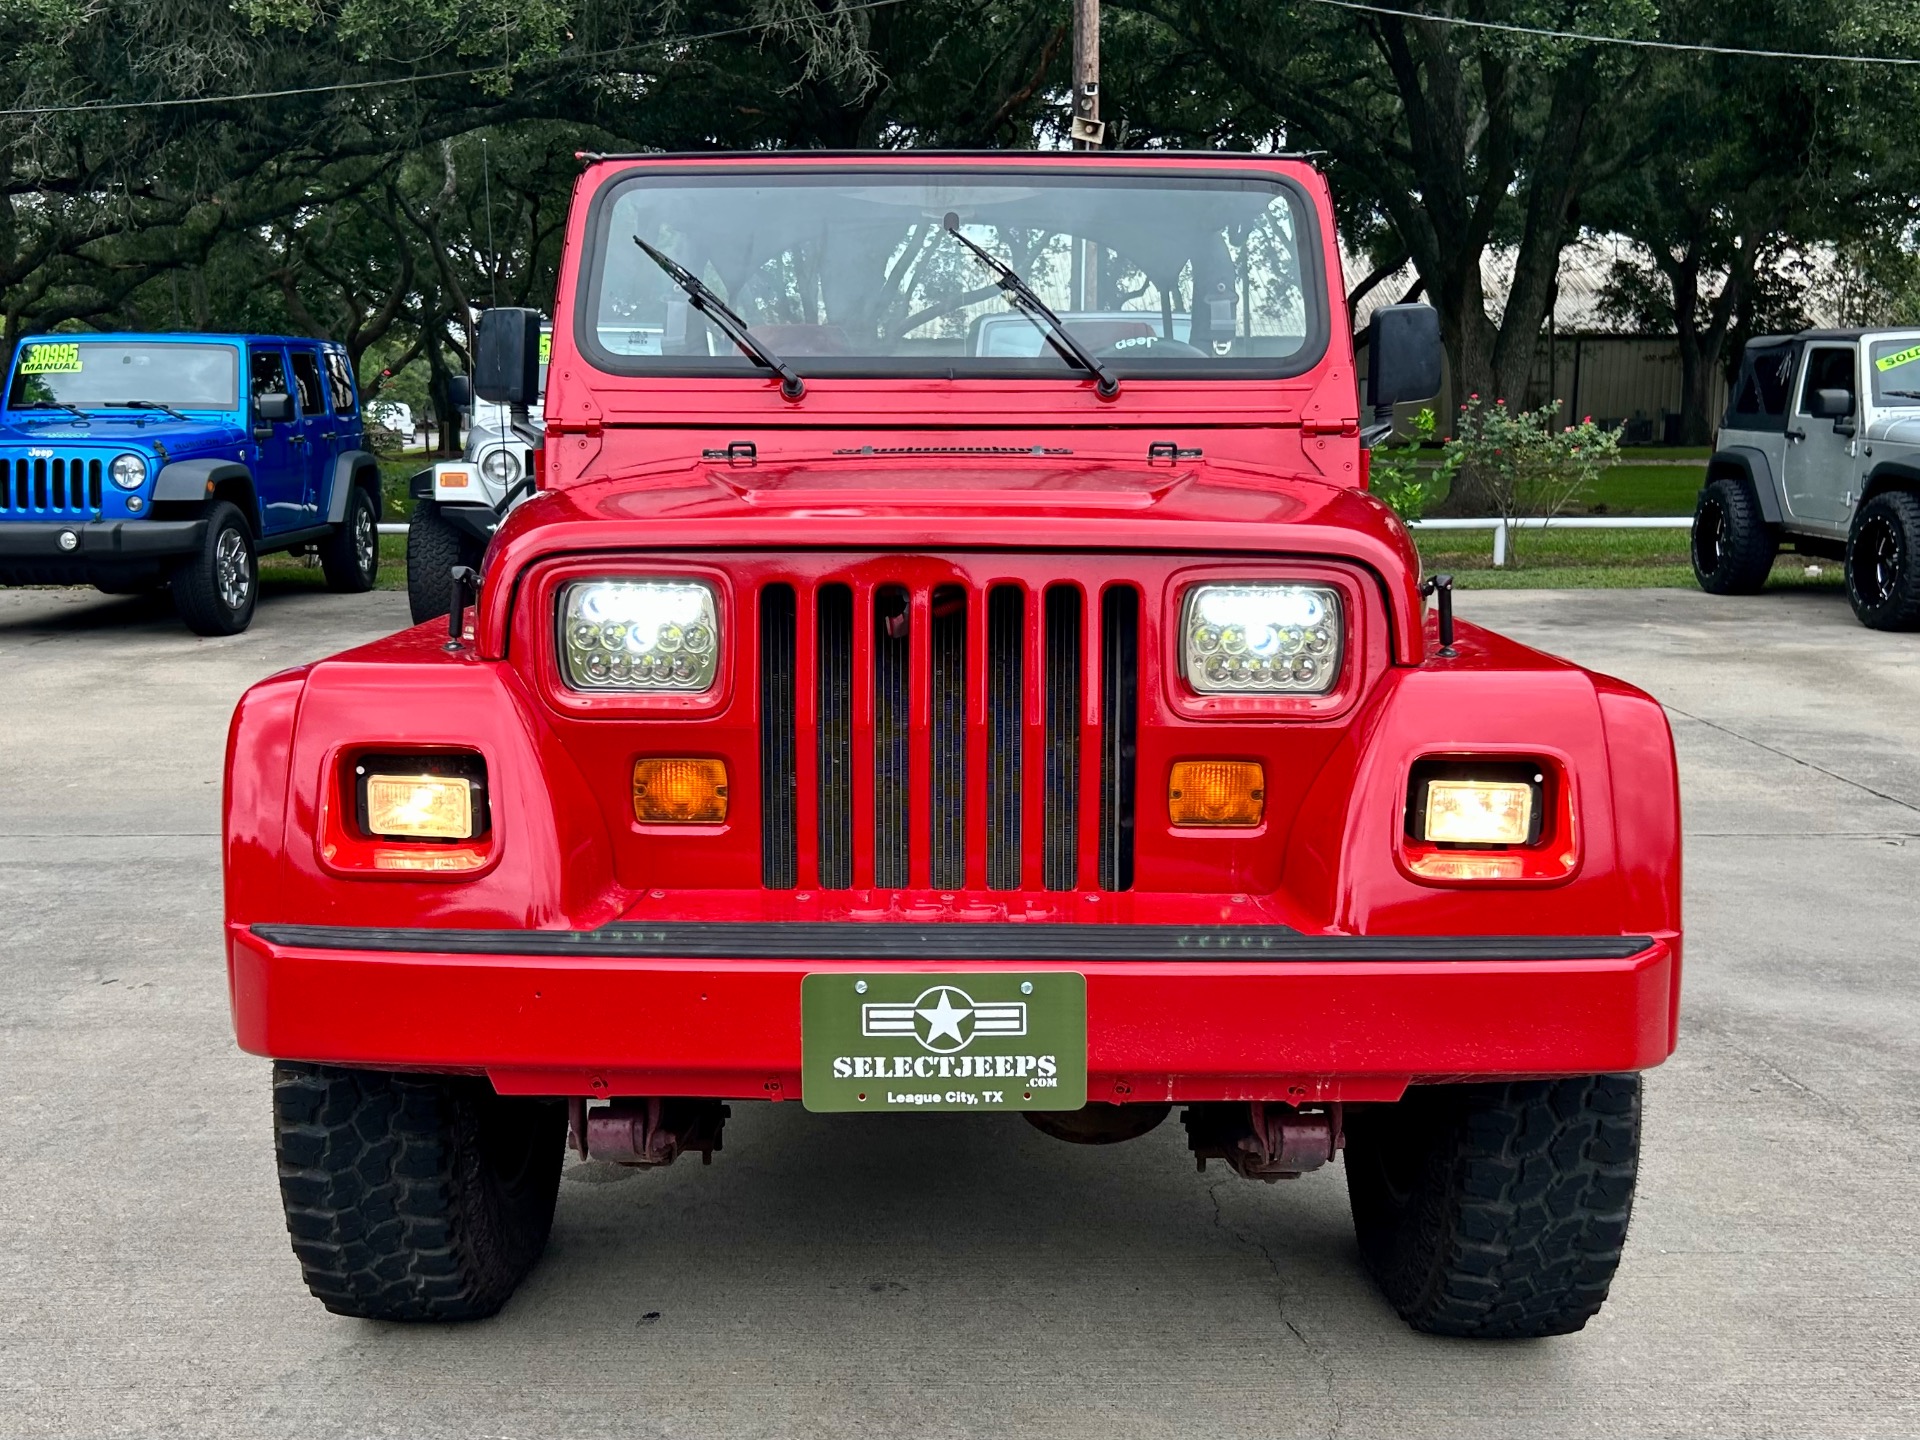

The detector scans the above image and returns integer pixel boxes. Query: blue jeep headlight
[109,454,148,490]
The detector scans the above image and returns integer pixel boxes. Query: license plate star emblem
[861,984,1026,1053]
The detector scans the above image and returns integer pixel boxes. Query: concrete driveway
[1,580,1914,1439]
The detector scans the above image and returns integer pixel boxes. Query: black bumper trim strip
[251,922,1656,964]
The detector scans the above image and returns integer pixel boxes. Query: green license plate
[800,971,1087,1113]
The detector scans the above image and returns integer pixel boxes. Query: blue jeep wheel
[170,501,257,635]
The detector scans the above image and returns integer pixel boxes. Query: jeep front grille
[756,571,1137,893]
[5,456,102,516]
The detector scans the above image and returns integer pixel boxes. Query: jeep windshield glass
[7,341,241,412]
[581,170,1320,381]
[1868,338,1920,407]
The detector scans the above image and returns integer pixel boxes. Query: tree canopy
[4,0,1916,441]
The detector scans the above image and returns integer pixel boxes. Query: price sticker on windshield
[539,331,552,365]
[19,342,82,375]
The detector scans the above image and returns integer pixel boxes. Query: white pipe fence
[380,516,1696,569]
[1409,515,1691,567]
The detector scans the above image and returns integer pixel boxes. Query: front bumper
[230,922,1678,1102]
[0,519,207,582]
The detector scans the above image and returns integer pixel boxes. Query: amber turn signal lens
[1423,779,1534,846]
[364,775,474,839]
[1168,760,1265,826]
[633,758,729,823]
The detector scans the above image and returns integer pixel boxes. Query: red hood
[480,453,1425,662]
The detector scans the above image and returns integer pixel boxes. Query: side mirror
[475,308,543,408]
[1810,387,1855,420]
[1365,304,1444,417]
[446,375,472,412]
[256,392,294,424]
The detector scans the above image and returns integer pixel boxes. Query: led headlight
[481,448,520,485]
[1183,584,1343,694]
[560,579,719,692]
[109,454,148,490]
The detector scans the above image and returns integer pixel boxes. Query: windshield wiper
[940,211,1120,399]
[22,401,92,423]
[1882,389,1920,399]
[105,399,191,422]
[633,237,804,400]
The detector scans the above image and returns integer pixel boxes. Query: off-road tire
[406,498,483,624]
[1845,490,1920,630]
[319,482,380,593]
[170,500,257,636]
[1345,1075,1641,1339]
[271,1062,565,1322]
[1691,476,1776,595]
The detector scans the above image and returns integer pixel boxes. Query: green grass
[1417,524,1846,590]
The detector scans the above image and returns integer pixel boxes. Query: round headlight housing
[109,454,149,490]
[1183,584,1344,694]
[480,448,520,486]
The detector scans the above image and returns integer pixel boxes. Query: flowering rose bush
[1444,398,1622,564]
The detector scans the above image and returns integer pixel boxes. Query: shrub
[1367,407,1456,523]
[1444,398,1622,564]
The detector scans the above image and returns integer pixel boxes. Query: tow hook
[1183,1101,1344,1181]
[571,1096,731,1167]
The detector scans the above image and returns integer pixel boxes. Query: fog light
[633,758,729,823]
[1168,760,1265,826]
[1423,780,1533,846]
[365,774,474,839]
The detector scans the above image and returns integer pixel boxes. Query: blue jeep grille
[4,456,103,516]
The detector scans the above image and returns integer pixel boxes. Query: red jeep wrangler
[224,152,1680,1338]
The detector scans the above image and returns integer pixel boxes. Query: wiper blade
[105,399,191,422]
[22,401,92,423]
[940,211,1120,399]
[633,237,804,400]
[1881,389,1920,398]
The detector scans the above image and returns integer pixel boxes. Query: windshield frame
[572,163,1330,387]
[6,338,244,414]
[1866,333,1920,410]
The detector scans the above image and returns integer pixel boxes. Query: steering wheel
[1096,334,1209,359]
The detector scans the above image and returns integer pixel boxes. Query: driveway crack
[1664,705,1920,815]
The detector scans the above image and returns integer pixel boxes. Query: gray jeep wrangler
[1696,328,1920,629]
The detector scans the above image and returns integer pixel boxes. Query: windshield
[1869,338,1920,407]
[7,341,241,412]
[582,170,1322,380]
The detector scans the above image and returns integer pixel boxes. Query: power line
[1303,0,1920,66]
[0,0,913,120]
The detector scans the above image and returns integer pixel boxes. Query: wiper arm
[1882,389,1920,398]
[23,401,92,423]
[106,399,191,422]
[940,211,1119,399]
[633,237,804,400]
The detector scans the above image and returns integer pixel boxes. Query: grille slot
[6,456,99,514]
[986,585,1023,890]
[873,587,911,888]
[759,584,798,889]
[1043,585,1083,890]
[816,584,854,889]
[1098,587,1139,892]
[929,585,968,890]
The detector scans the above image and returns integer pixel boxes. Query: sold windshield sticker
[1875,343,1920,372]
[19,342,82,374]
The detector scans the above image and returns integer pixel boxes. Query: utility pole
[1070,0,1102,150]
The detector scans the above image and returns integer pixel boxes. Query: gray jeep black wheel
[1846,490,1920,630]
[170,500,257,636]
[272,1062,565,1321]
[1345,1075,1641,1338]
[406,498,483,624]
[1691,476,1776,595]
[319,483,380,593]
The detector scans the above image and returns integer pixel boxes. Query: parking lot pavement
[1,579,1915,1440]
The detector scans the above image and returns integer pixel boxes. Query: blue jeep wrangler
[0,332,383,634]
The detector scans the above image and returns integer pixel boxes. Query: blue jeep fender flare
[325,449,382,525]
[152,457,255,512]
[1705,446,1784,526]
